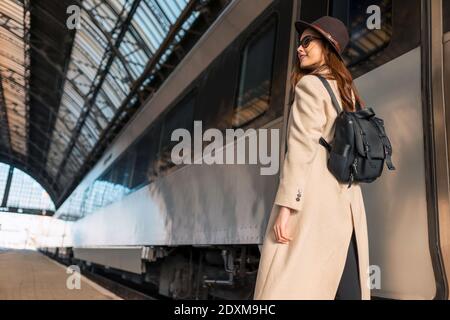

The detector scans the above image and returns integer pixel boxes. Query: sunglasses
[299,35,322,49]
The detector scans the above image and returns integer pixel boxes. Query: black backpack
[316,75,396,188]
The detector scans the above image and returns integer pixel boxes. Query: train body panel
[70,120,282,248]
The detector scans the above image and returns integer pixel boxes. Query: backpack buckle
[384,145,396,170]
[319,137,332,152]
[364,144,372,160]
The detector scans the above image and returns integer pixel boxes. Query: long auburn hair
[291,35,364,112]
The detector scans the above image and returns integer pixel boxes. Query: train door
[296,0,449,299]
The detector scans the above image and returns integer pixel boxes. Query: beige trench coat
[253,74,371,300]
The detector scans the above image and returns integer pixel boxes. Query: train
[40,0,450,300]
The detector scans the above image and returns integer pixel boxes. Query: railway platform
[0,249,121,300]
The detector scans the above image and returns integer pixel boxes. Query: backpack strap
[317,75,361,112]
[316,75,342,151]
[316,75,342,115]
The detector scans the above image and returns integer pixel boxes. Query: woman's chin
[300,62,313,70]
[300,58,316,66]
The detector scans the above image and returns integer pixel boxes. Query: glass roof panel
[6,167,55,211]
[47,0,196,182]
[0,0,29,156]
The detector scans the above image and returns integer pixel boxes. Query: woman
[253,16,371,300]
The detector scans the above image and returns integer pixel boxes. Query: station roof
[0,0,228,207]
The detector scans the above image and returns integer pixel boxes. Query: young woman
[253,16,370,300]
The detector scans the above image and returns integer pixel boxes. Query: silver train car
[42,0,450,300]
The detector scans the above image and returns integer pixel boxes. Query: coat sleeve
[273,75,328,213]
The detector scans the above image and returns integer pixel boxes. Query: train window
[232,17,277,128]
[105,160,129,205]
[73,119,163,217]
[62,189,84,220]
[158,91,196,176]
[112,152,134,194]
[193,51,238,133]
[80,185,92,217]
[131,121,162,189]
[99,167,121,209]
[102,166,128,207]
[84,179,107,216]
[325,0,421,77]
[444,0,450,33]
[299,0,329,24]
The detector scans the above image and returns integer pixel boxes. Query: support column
[1,166,14,208]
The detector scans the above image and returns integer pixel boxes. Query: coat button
[296,197,300,202]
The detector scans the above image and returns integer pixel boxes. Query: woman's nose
[297,45,305,54]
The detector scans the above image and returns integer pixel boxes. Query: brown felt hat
[295,16,349,61]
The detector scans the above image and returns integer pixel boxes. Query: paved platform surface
[0,249,121,300]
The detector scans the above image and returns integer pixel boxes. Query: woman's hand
[273,206,294,244]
